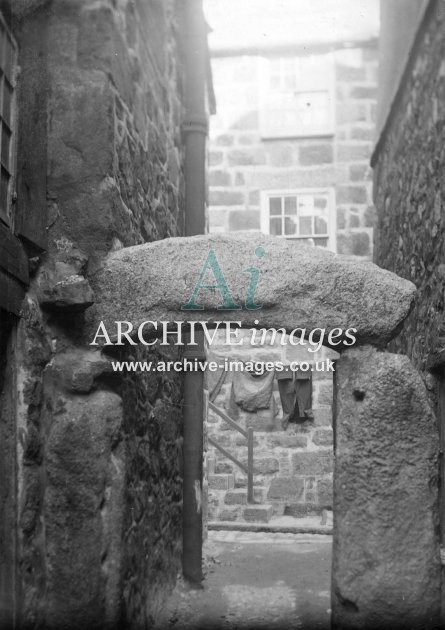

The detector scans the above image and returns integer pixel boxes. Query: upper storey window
[260,53,334,139]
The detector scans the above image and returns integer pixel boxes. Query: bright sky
[204,0,380,51]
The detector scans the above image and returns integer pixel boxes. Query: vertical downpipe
[183,0,207,237]
[182,0,207,583]
[182,339,205,583]
[247,427,254,504]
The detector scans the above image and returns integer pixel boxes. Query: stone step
[224,486,268,505]
[218,507,242,522]
[243,504,274,523]
[208,473,235,490]
[224,489,247,505]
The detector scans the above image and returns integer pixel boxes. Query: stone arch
[87,234,441,628]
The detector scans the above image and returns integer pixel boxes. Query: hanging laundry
[231,366,275,412]
[295,370,313,420]
[276,369,297,429]
[276,366,312,429]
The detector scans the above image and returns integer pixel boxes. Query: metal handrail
[208,401,248,437]
[208,401,255,503]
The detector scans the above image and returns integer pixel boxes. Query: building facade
[204,0,379,526]
[206,0,379,258]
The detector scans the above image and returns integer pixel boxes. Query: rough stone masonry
[1,1,186,628]
[88,231,441,627]
[1,2,442,629]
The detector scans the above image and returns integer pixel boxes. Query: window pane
[315,216,328,235]
[284,196,297,215]
[269,197,282,216]
[305,56,330,86]
[295,94,313,126]
[0,167,9,217]
[1,124,11,168]
[298,195,315,216]
[295,91,330,131]
[314,196,328,211]
[4,36,13,81]
[262,53,332,138]
[283,58,295,90]
[269,58,282,89]
[284,216,297,235]
[269,217,282,235]
[266,189,331,244]
[299,216,313,235]
[3,80,12,126]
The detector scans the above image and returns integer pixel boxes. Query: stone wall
[372,7,445,621]
[208,44,378,258]
[0,313,18,628]
[373,3,445,379]
[45,0,185,264]
[1,1,186,627]
[120,343,183,628]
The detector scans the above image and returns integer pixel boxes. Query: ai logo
[181,246,265,311]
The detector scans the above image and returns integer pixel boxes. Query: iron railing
[208,401,255,503]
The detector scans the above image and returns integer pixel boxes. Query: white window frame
[259,53,335,139]
[0,13,18,228]
[260,188,336,252]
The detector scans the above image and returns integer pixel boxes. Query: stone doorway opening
[88,233,440,628]
[204,329,337,532]
[198,327,336,628]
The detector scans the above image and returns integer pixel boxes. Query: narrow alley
[1,1,444,628]
[163,531,331,630]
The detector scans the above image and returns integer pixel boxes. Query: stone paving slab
[160,530,332,629]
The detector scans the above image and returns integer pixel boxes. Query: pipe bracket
[182,114,208,136]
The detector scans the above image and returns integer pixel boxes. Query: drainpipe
[182,340,205,584]
[182,0,207,583]
[183,0,207,237]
